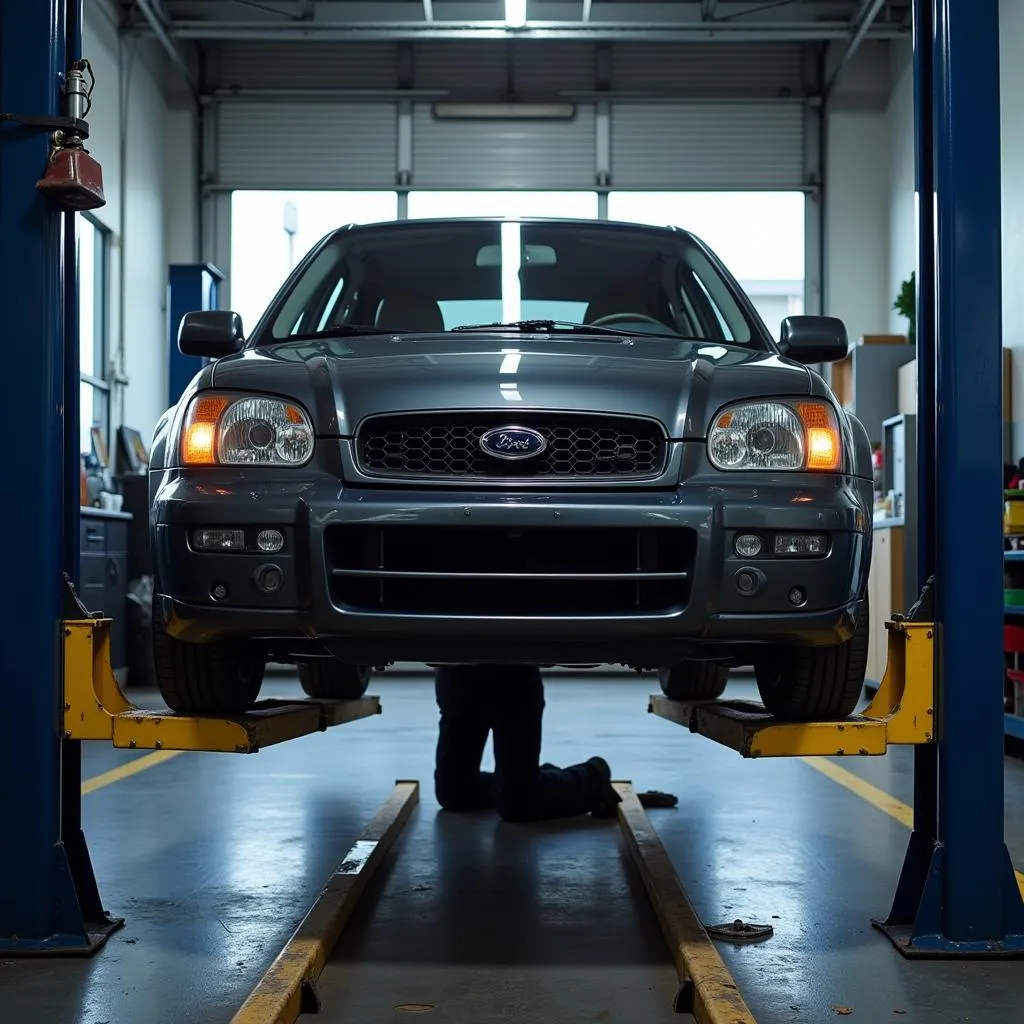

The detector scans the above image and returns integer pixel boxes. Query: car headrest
[375,295,445,332]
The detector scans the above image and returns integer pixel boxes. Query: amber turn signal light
[797,402,841,472]
[182,395,230,465]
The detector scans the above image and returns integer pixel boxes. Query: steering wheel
[590,312,665,328]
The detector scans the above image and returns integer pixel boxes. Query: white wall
[1002,0,1024,458]
[885,40,915,338]
[824,42,893,346]
[884,9,1024,458]
[83,0,197,445]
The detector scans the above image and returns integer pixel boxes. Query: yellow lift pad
[63,618,381,754]
[649,619,935,757]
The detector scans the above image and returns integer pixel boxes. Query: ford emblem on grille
[479,425,548,461]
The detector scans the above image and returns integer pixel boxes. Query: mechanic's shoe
[637,790,678,809]
[588,756,622,818]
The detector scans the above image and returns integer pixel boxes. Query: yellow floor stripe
[801,756,1024,897]
[81,750,184,794]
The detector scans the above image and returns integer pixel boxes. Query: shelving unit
[1005,541,1024,739]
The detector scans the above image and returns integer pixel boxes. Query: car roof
[327,216,697,240]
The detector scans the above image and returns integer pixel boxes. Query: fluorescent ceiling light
[505,0,527,27]
[433,102,575,120]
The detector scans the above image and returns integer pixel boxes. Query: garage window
[230,190,398,335]
[607,192,805,335]
[408,191,598,220]
[78,215,110,458]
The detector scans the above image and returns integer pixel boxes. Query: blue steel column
[0,0,119,953]
[878,0,1024,955]
[878,0,939,930]
[930,0,1023,946]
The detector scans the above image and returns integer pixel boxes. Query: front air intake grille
[355,412,666,481]
[325,524,695,615]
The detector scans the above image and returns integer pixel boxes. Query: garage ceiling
[133,1,910,43]
[122,2,910,193]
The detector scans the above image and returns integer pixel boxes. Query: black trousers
[433,665,605,822]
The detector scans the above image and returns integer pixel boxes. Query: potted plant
[894,272,916,345]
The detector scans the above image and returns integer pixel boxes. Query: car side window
[315,275,347,332]
[689,272,735,341]
[272,242,346,338]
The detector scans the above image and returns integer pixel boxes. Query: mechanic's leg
[434,666,495,811]
[489,667,610,822]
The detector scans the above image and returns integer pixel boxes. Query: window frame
[78,213,112,459]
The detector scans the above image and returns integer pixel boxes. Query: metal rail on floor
[615,783,758,1024]
[62,618,381,753]
[231,782,420,1024]
[233,779,756,1024]
[649,618,935,758]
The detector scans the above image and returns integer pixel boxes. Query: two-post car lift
[644,0,1024,958]
[1,0,1023,983]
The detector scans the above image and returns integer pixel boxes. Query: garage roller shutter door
[610,103,805,190]
[215,103,397,190]
[412,104,596,190]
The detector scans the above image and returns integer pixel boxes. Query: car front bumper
[152,470,872,667]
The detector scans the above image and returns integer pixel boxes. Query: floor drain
[706,918,774,943]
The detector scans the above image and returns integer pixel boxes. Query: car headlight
[180,393,315,467]
[707,399,841,472]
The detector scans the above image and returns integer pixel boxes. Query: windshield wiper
[450,319,649,337]
[285,324,408,341]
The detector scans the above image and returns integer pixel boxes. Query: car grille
[354,412,667,481]
[325,524,695,615]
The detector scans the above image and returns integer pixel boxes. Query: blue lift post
[877,0,1024,955]
[0,0,121,954]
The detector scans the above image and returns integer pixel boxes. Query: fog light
[254,563,284,594]
[257,529,284,553]
[193,528,245,551]
[736,570,757,594]
[788,586,806,606]
[735,534,762,558]
[774,533,828,556]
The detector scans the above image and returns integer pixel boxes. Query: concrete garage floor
[5,672,1024,1023]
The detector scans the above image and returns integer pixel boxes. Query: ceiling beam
[824,0,888,97]
[133,0,197,97]
[161,19,910,43]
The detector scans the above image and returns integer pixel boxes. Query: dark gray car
[149,217,873,721]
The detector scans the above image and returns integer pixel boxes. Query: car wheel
[298,661,372,699]
[658,661,730,701]
[754,597,870,721]
[151,591,265,715]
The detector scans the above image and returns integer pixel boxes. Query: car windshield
[259,220,764,348]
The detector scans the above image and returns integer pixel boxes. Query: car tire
[151,593,265,716]
[658,661,730,701]
[298,661,372,699]
[754,597,870,721]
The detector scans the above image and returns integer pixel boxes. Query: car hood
[211,333,812,439]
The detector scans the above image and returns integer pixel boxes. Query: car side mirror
[778,315,849,364]
[178,310,245,359]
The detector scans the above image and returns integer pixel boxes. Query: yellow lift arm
[649,619,935,757]
[62,618,381,754]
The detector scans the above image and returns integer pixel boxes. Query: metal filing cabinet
[79,508,132,678]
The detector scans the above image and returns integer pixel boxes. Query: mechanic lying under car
[433,664,676,822]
